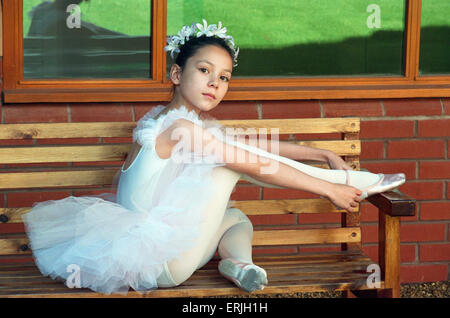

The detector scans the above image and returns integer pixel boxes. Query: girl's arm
[164,119,361,212]
[236,135,328,162]
[166,119,322,191]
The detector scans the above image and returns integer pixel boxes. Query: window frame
[2,0,450,103]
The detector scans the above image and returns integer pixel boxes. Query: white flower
[196,19,217,37]
[177,25,194,45]
[165,19,239,66]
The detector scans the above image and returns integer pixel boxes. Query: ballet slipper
[218,258,268,292]
[344,170,406,200]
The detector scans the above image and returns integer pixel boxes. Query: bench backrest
[0,116,361,259]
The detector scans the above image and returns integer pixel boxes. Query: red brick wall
[1,63,448,284]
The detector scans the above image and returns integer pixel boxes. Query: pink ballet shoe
[218,258,268,292]
[345,170,406,200]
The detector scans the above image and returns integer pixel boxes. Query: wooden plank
[252,228,361,246]
[0,122,134,140]
[0,279,384,298]
[0,140,360,164]
[0,118,360,140]
[0,228,361,255]
[1,198,354,223]
[0,145,130,164]
[0,169,118,190]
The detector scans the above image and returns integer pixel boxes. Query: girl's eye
[199,68,230,82]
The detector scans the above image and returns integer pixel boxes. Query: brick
[360,141,384,159]
[383,98,442,116]
[361,224,378,243]
[401,224,446,242]
[417,119,450,137]
[263,188,319,199]
[298,213,341,224]
[3,103,68,123]
[400,181,443,200]
[7,191,71,208]
[400,264,448,283]
[207,101,259,119]
[362,244,416,263]
[387,140,445,159]
[0,139,33,146]
[447,182,450,199]
[261,100,321,119]
[249,214,296,226]
[133,102,165,120]
[362,245,378,262]
[420,202,450,220]
[4,162,70,169]
[420,243,450,262]
[230,186,260,200]
[420,161,450,179]
[401,244,417,263]
[70,103,132,122]
[361,120,414,139]
[323,99,382,117]
[443,98,450,115]
[103,137,132,144]
[293,133,342,141]
[360,202,378,222]
[36,137,101,145]
[73,189,116,197]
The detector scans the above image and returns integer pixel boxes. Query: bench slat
[0,228,361,255]
[0,251,379,298]
[0,118,360,140]
[0,140,360,164]
[0,198,355,223]
[0,169,117,189]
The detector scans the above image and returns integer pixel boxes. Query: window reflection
[23,0,152,79]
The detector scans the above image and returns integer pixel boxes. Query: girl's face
[169,45,233,113]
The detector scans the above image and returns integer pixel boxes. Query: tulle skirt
[22,159,226,295]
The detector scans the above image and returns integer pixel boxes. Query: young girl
[22,19,405,296]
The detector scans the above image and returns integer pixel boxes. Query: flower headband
[164,19,240,67]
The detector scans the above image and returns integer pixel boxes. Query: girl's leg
[160,167,241,286]
[196,207,254,269]
[197,207,268,292]
[229,139,383,197]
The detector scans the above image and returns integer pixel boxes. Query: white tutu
[22,105,229,295]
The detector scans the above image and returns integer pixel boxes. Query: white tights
[157,140,382,287]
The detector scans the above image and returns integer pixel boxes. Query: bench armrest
[366,189,416,217]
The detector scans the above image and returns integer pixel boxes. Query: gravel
[208,281,449,298]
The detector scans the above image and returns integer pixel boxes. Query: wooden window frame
[2,0,450,103]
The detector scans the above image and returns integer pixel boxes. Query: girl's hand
[325,150,353,170]
[326,183,362,213]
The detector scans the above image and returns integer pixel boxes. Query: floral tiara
[164,19,239,67]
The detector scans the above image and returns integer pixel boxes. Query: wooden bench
[0,116,416,298]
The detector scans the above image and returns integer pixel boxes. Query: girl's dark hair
[168,35,236,96]
[174,35,236,71]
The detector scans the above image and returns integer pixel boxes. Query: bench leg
[379,212,401,298]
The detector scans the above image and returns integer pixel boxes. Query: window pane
[419,0,450,75]
[23,0,151,79]
[167,0,406,78]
